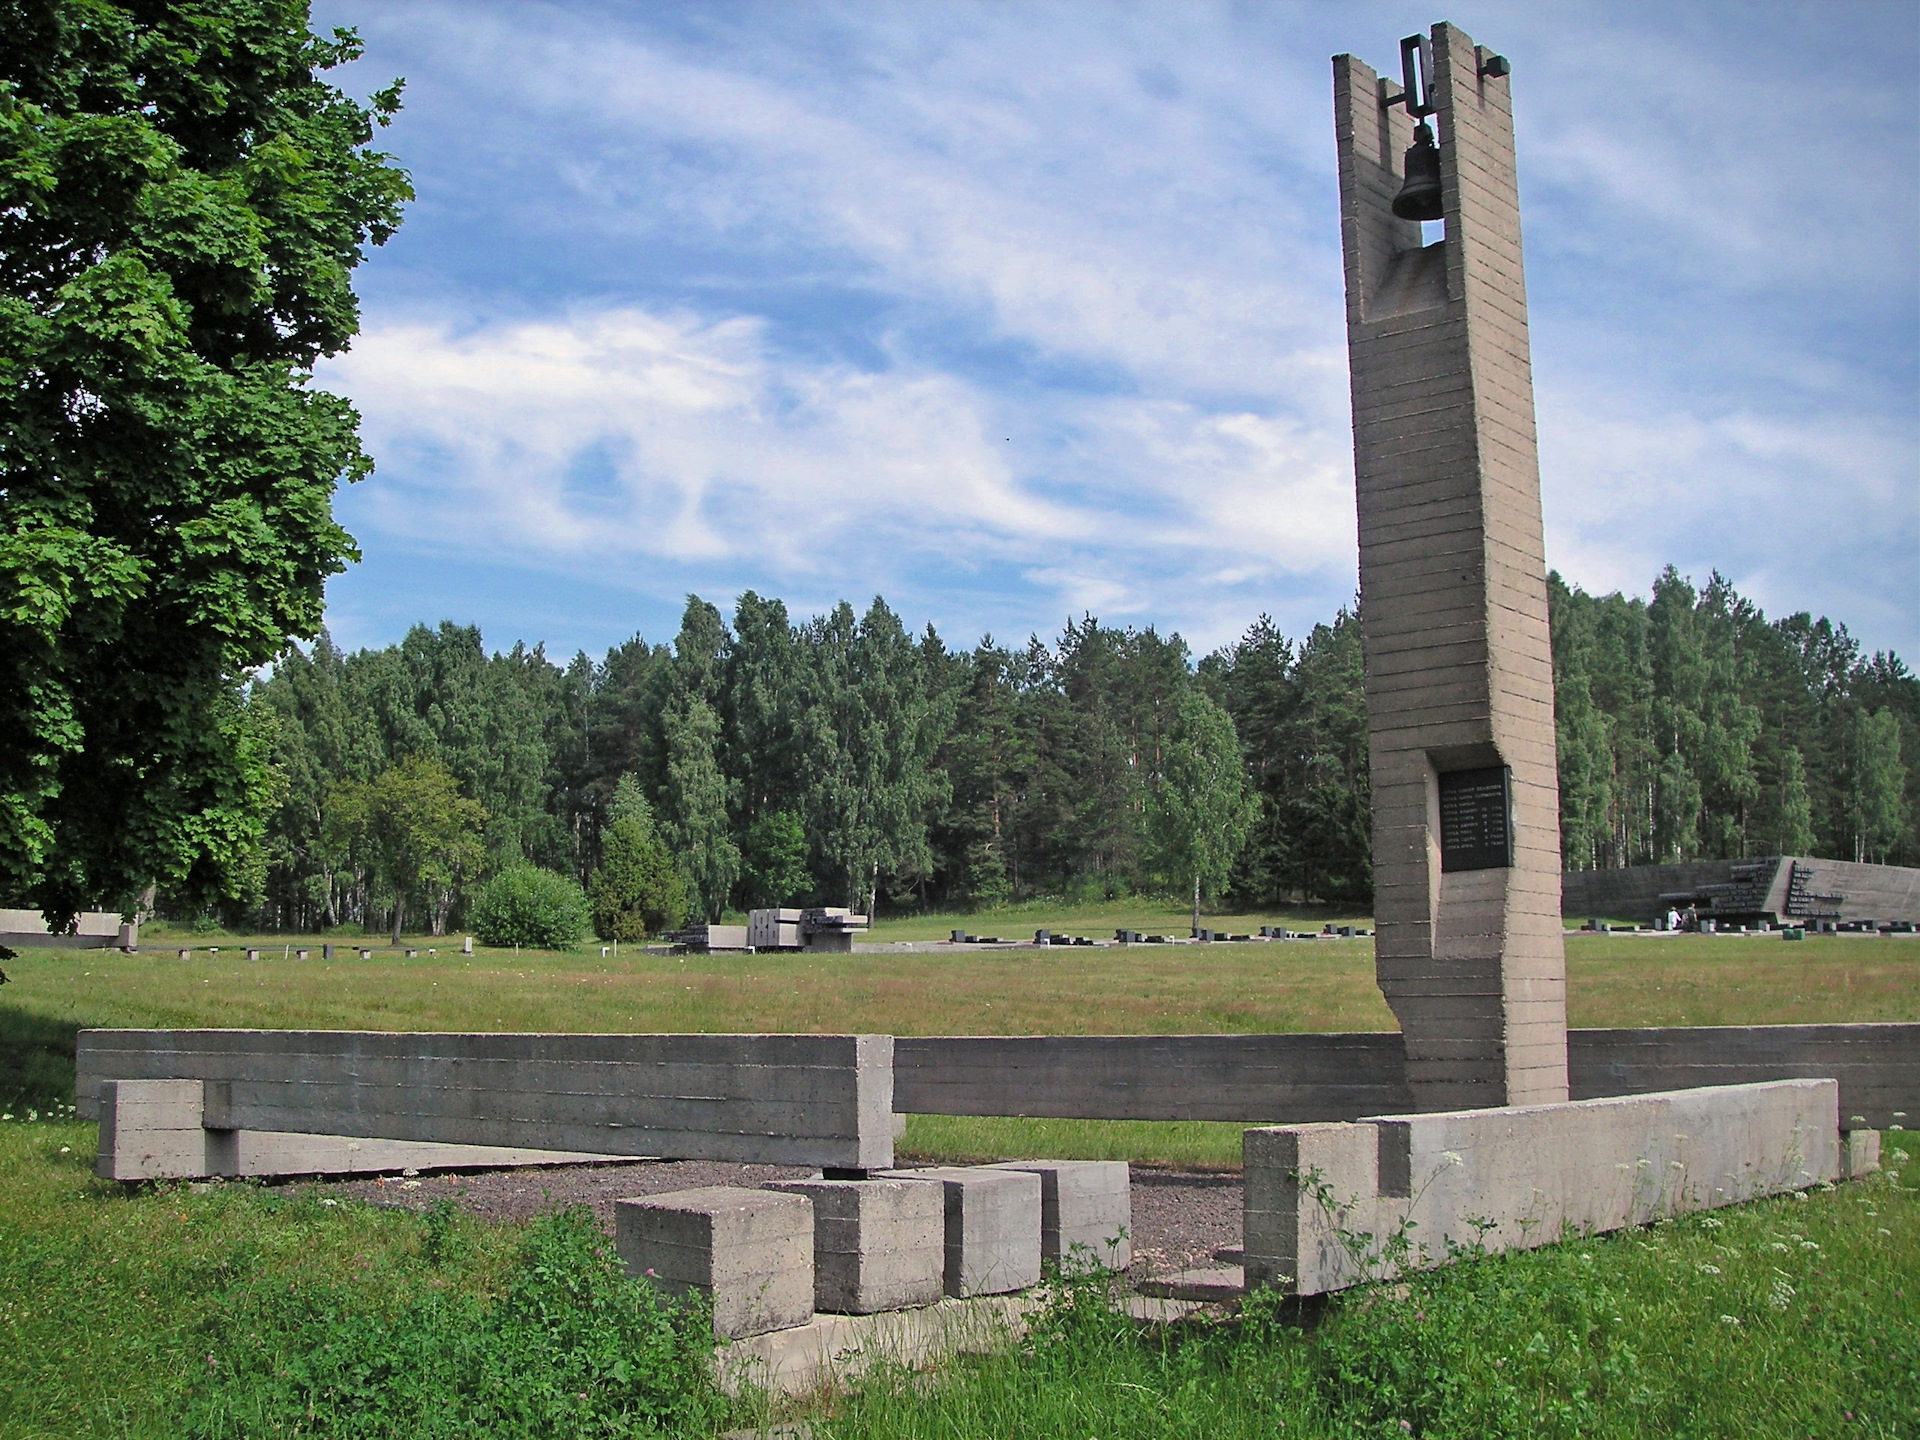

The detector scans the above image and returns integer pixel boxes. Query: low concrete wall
[892,1033,1413,1122]
[1572,1024,1916,1130]
[1245,1079,1840,1296]
[894,1026,1918,1130]
[0,909,129,949]
[77,1030,894,1170]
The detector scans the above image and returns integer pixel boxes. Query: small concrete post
[463,935,474,955]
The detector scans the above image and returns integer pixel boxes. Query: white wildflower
[1697,1263,1722,1275]
[1719,1314,1741,1326]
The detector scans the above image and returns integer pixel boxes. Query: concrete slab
[763,1177,944,1314]
[1245,1079,1840,1296]
[987,1160,1131,1270]
[1135,1265,1245,1302]
[880,1167,1042,1297]
[713,1292,1038,1396]
[615,1186,814,1339]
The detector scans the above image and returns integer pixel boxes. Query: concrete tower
[1333,23,1568,1111]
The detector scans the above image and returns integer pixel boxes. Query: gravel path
[292,1159,1243,1280]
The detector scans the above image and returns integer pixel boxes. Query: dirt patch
[289,1159,1243,1280]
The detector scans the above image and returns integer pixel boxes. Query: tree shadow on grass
[0,1004,82,1110]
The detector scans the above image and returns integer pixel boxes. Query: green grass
[4,927,1913,1168]
[901,1115,1249,1169]
[1,1112,1912,1438]
[822,1162,1919,1438]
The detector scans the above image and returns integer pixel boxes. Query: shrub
[186,1207,723,1437]
[468,865,591,950]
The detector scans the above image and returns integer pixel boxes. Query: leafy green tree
[1148,690,1258,934]
[739,810,810,910]
[1773,746,1815,856]
[469,864,591,950]
[661,696,738,922]
[589,776,684,941]
[325,754,484,942]
[0,2,409,925]
[1850,708,1907,864]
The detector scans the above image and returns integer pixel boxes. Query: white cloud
[311,1,1917,659]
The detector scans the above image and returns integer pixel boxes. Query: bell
[1392,120,1444,222]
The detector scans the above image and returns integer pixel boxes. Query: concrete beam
[1244,1079,1840,1297]
[77,1030,894,1171]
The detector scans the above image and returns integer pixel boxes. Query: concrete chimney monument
[1333,24,1568,1110]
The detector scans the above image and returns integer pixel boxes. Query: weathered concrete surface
[97,1080,215,1181]
[881,1167,1042,1298]
[893,1026,1918,1131]
[714,1293,1040,1396]
[893,1034,1412,1122]
[615,1186,814,1339]
[1842,1130,1882,1180]
[1337,23,1567,1112]
[0,909,129,949]
[763,1177,945,1314]
[77,1030,894,1171]
[988,1160,1132,1270]
[1570,1025,1918,1131]
[1245,1079,1840,1296]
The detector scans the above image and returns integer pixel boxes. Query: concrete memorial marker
[1334,21,1566,1112]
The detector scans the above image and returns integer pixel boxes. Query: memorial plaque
[1437,766,1512,873]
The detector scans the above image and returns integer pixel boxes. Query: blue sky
[307,1,1919,665]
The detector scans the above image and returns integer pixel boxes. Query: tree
[1850,708,1907,864]
[589,776,684,941]
[0,3,409,926]
[1773,746,1815,856]
[1147,690,1258,934]
[739,810,810,910]
[325,755,483,942]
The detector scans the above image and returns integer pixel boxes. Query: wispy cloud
[314,0,1918,659]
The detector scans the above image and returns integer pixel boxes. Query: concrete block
[614,1186,814,1339]
[764,1177,944,1314]
[988,1161,1131,1270]
[881,1167,1042,1297]
[1245,1080,1839,1297]
[1841,1130,1880,1179]
[96,1078,217,1181]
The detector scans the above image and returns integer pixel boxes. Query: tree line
[231,567,1914,936]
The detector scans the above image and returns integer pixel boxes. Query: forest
[233,565,1917,937]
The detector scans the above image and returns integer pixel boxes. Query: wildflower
[1442,1151,1463,1168]
[401,1180,423,1190]
[319,1199,338,1208]
[1697,1263,1722,1275]
[1768,1241,1792,1253]
[1799,1241,1820,1251]
[1892,1148,1911,1164]
[1719,1314,1741,1326]
[58,1146,70,1154]
[1,1114,11,1122]
[1881,1229,1894,1237]
[1793,1190,1810,1202]
[1699,1216,1723,1229]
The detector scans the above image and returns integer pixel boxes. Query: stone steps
[1135,1264,1246,1302]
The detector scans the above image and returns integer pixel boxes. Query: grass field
[1,917,1915,1437]
[0,1114,1912,1438]
[5,922,1913,1169]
